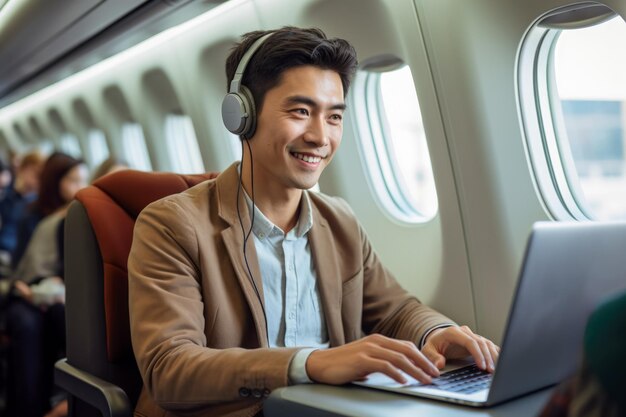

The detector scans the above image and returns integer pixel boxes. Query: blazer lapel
[216,164,268,347]
[309,204,345,346]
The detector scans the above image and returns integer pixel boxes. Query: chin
[290,178,319,191]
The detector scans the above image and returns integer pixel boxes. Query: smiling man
[128,27,499,417]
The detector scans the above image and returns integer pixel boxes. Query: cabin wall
[0,0,624,342]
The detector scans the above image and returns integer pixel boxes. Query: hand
[43,400,67,417]
[306,334,440,385]
[13,280,33,303]
[421,326,500,373]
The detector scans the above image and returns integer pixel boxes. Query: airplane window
[59,133,82,158]
[551,16,626,220]
[88,129,109,168]
[121,123,152,171]
[519,12,626,220]
[353,65,438,223]
[164,114,205,174]
[38,140,54,156]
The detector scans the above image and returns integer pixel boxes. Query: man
[128,27,499,417]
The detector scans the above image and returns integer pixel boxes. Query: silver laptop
[356,221,626,406]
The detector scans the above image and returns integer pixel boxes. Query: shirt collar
[242,188,313,240]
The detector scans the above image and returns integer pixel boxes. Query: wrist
[288,348,317,385]
[421,324,455,348]
[425,327,446,343]
[305,348,328,383]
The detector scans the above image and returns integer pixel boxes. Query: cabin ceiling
[0,0,227,108]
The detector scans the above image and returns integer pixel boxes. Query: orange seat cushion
[75,170,218,362]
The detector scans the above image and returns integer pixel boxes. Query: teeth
[292,152,322,163]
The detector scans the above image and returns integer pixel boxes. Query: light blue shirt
[243,188,451,383]
[244,191,329,383]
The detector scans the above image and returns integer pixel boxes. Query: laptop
[355,221,626,406]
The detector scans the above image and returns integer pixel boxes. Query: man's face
[249,65,345,192]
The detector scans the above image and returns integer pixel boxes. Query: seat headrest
[71,169,218,362]
[88,169,218,218]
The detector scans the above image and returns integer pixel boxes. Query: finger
[374,337,440,376]
[368,345,434,384]
[488,342,500,370]
[476,337,494,372]
[456,327,500,372]
[421,343,446,370]
[368,358,409,384]
[458,334,487,370]
[459,325,475,336]
[454,327,490,370]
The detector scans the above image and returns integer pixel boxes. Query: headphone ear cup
[239,85,256,139]
[221,91,249,135]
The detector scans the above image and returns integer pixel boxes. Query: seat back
[584,290,626,411]
[64,170,217,416]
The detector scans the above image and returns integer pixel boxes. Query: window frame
[517,8,621,220]
[351,63,438,224]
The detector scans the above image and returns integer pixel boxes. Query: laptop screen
[488,221,626,403]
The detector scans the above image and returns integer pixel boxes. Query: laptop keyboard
[426,364,492,394]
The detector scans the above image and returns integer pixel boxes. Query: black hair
[225,26,358,113]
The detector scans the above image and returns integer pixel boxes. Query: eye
[329,113,343,124]
[292,108,309,116]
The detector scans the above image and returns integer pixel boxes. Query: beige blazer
[128,163,452,417]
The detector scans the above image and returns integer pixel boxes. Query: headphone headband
[229,32,273,93]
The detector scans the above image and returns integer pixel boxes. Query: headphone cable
[236,138,270,346]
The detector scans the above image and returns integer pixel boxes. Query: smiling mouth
[291,152,323,164]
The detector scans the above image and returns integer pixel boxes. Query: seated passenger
[5,152,87,417]
[11,153,82,269]
[0,156,13,203]
[539,291,626,417]
[0,151,45,273]
[128,27,500,417]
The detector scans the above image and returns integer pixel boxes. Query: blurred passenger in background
[11,153,83,269]
[0,151,45,275]
[539,291,626,417]
[5,152,88,417]
[8,149,22,177]
[0,156,13,202]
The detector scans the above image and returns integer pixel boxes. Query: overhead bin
[0,0,225,106]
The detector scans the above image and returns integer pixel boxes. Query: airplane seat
[55,169,219,417]
[584,289,626,413]
[539,289,626,417]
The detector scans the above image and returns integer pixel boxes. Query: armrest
[55,358,132,417]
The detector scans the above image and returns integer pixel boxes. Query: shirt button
[239,387,250,398]
[289,312,295,319]
[252,389,262,398]
[288,264,293,271]
[259,233,265,238]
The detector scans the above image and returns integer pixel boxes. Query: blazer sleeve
[357,221,456,344]
[128,198,299,412]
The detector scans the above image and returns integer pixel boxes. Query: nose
[303,114,329,147]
